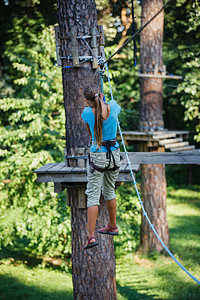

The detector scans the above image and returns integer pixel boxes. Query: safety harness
[88,138,120,173]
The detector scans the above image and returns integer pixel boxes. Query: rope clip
[98,58,106,75]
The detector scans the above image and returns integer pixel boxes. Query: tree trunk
[57,1,117,298]
[139,0,169,252]
[69,191,117,299]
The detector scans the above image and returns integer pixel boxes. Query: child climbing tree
[56,0,117,298]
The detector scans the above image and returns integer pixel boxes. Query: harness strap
[89,138,119,173]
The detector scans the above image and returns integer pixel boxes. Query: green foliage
[103,42,140,131]
[115,182,141,256]
[177,50,200,142]
[0,22,71,257]
[163,0,200,142]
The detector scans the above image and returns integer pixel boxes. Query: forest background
[0,0,199,261]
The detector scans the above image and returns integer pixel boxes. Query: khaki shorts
[86,149,121,208]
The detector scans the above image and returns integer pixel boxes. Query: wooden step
[165,141,189,149]
[153,133,176,140]
[170,145,196,152]
[159,137,183,145]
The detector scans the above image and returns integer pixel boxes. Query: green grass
[0,186,200,299]
[0,262,73,300]
[117,185,200,299]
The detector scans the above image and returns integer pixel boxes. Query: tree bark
[57,1,117,298]
[139,0,169,252]
[69,191,117,299]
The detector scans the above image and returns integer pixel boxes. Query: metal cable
[81,37,99,61]
[103,0,175,65]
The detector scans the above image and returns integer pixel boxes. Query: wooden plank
[170,130,189,135]
[35,150,200,186]
[124,151,200,164]
[165,141,189,149]
[120,164,140,173]
[117,131,190,142]
[72,167,87,174]
[117,172,137,182]
[118,131,149,136]
[37,173,88,183]
[77,187,87,208]
[54,26,62,66]
[46,163,65,173]
[58,167,75,173]
[170,145,195,152]
[138,73,183,80]
[37,172,138,183]
[117,134,155,142]
[71,25,79,66]
[34,163,57,174]
[117,130,189,136]
[152,133,176,139]
[90,27,98,69]
[159,137,183,145]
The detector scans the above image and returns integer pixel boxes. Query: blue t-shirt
[81,99,121,152]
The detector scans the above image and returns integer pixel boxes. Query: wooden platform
[34,161,140,184]
[122,150,200,164]
[34,151,200,189]
[117,130,196,152]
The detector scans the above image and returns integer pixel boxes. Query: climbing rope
[105,62,200,286]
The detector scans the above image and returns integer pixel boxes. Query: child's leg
[85,156,104,244]
[106,198,117,228]
[88,205,98,239]
[100,150,121,234]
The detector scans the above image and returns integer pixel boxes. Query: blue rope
[105,62,200,285]
[55,58,91,69]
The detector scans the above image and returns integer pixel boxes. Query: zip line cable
[105,62,200,285]
[102,0,175,66]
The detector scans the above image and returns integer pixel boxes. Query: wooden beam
[71,25,79,66]
[34,162,140,184]
[34,163,58,174]
[90,27,98,69]
[54,26,62,66]
[121,151,200,164]
[138,73,183,80]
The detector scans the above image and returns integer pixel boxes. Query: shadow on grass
[168,215,200,263]
[167,187,200,209]
[0,275,73,300]
[152,267,200,300]
[169,214,200,234]
[117,281,155,300]
[0,247,42,267]
[0,246,71,273]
